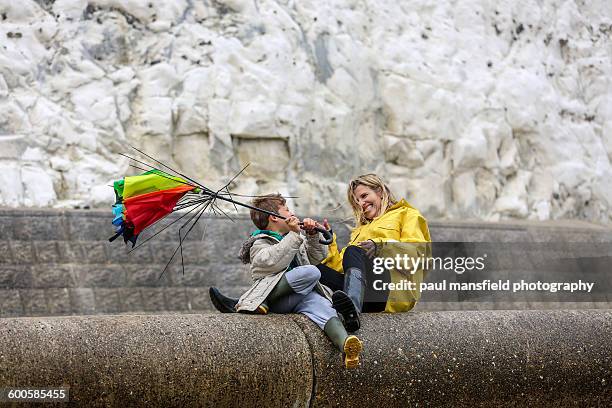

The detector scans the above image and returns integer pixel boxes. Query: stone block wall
[0,209,252,316]
[1,209,611,317]
[0,208,353,317]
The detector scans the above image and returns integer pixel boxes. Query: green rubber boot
[240,275,294,314]
[324,316,363,369]
[258,275,294,314]
[266,275,293,304]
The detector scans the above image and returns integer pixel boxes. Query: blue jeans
[268,265,337,329]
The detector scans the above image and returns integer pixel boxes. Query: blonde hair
[347,174,397,226]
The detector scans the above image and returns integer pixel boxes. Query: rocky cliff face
[1,0,611,223]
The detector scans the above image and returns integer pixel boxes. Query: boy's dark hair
[250,193,286,229]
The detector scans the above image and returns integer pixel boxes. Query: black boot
[334,267,366,331]
[209,287,238,313]
[332,290,361,332]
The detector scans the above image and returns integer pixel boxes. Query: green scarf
[250,229,284,241]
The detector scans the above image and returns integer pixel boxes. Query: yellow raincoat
[322,199,431,313]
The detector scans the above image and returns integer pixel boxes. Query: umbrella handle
[314,226,333,245]
[297,222,333,245]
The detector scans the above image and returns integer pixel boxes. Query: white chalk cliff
[0,0,611,223]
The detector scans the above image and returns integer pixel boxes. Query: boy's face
[268,204,295,233]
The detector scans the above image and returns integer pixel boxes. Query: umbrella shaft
[213,194,287,220]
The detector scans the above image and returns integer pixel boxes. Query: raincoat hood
[239,232,281,264]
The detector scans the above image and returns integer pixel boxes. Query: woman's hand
[358,239,377,259]
[322,218,331,231]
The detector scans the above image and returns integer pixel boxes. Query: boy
[235,194,363,369]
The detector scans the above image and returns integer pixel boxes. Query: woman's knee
[343,245,369,270]
[345,245,366,258]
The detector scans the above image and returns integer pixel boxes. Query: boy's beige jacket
[236,231,331,312]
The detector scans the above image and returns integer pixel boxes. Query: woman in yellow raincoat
[317,174,431,332]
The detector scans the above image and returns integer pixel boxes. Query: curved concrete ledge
[0,314,313,407]
[0,310,610,407]
[302,310,612,407]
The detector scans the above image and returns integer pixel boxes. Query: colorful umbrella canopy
[109,169,199,246]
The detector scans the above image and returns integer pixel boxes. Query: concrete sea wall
[0,311,610,407]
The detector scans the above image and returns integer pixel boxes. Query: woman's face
[353,184,382,220]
